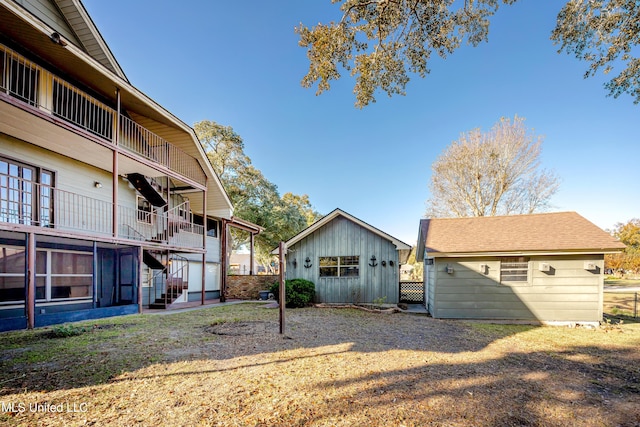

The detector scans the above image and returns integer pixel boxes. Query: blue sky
[83,0,639,245]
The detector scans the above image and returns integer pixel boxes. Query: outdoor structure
[276,208,411,304]
[0,0,235,330]
[416,212,626,324]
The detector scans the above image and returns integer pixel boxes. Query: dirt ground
[1,303,639,426]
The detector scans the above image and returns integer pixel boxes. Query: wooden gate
[399,281,424,304]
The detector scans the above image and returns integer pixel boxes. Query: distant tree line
[606,219,640,276]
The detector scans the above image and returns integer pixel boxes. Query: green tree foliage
[551,0,640,104]
[297,0,640,107]
[606,219,640,274]
[194,120,321,263]
[425,116,559,218]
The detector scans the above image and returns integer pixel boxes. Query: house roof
[416,211,626,259]
[272,208,412,260]
[0,0,234,219]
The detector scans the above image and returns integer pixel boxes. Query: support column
[201,188,207,305]
[220,218,227,303]
[26,232,36,329]
[92,242,98,309]
[112,89,120,238]
[138,246,143,313]
[249,232,255,276]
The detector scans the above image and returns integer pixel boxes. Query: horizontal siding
[432,255,604,322]
[15,0,80,45]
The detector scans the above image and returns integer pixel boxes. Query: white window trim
[319,256,360,278]
[499,257,531,286]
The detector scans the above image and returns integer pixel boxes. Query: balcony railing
[0,43,206,186]
[0,173,204,249]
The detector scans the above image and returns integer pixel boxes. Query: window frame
[0,155,55,228]
[136,195,153,224]
[319,255,360,278]
[499,256,530,285]
[0,247,93,305]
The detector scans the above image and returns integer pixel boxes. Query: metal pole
[635,292,638,319]
[279,241,285,335]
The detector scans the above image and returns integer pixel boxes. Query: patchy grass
[1,303,639,426]
[604,278,640,322]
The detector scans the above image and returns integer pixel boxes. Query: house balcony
[0,43,206,187]
[0,172,204,249]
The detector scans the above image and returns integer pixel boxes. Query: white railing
[0,173,204,248]
[0,43,206,186]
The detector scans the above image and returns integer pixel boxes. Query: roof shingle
[418,212,626,255]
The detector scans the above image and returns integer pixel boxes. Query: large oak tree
[194,120,321,266]
[297,0,640,107]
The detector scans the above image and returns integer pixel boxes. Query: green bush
[48,324,91,338]
[270,279,315,308]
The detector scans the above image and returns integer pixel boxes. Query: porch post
[201,188,207,305]
[138,246,143,313]
[92,242,98,309]
[249,232,255,276]
[220,218,227,302]
[112,89,120,238]
[26,232,36,329]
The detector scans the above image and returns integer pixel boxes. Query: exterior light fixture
[94,181,102,188]
[293,259,297,268]
[49,32,67,46]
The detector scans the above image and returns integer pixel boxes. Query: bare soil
[1,303,639,426]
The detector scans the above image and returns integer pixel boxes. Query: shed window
[319,256,359,277]
[500,257,529,283]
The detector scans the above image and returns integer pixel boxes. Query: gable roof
[416,212,626,259]
[55,0,127,79]
[273,208,412,258]
[4,0,126,79]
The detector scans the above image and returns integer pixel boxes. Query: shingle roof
[417,212,626,257]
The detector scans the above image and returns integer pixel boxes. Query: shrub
[48,324,90,338]
[270,279,315,308]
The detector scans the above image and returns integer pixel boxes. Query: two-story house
[0,0,234,331]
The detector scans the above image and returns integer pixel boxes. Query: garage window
[500,257,529,283]
[319,256,359,277]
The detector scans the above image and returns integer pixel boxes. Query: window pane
[319,257,338,267]
[340,266,359,277]
[319,267,338,277]
[0,247,25,273]
[341,256,359,266]
[36,277,45,300]
[36,250,46,274]
[0,276,24,302]
[51,276,92,299]
[501,257,529,282]
[51,252,93,274]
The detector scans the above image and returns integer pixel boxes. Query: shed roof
[273,208,412,261]
[416,212,626,259]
